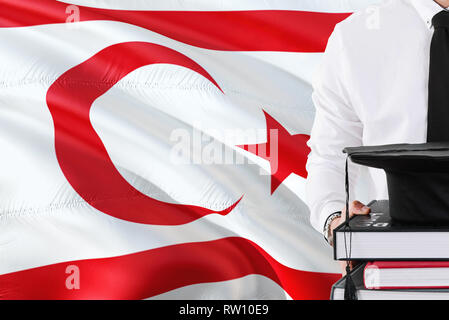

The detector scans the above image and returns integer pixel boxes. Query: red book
[364,261,449,290]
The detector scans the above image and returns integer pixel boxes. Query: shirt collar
[410,0,447,29]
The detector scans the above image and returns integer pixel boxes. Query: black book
[331,263,449,300]
[334,200,449,261]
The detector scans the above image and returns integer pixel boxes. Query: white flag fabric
[0,0,377,299]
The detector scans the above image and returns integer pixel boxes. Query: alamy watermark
[65,4,80,29]
[65,264,80,290]
[169,125,279,175]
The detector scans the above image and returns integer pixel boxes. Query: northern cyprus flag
[0,0,377,299]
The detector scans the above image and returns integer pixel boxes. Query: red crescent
[46,41,241,225]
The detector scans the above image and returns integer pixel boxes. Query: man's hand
[330,200,371,276]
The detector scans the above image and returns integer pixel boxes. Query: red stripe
[47,41,240,225]
[1,0,351,52]
[0,237,339,300]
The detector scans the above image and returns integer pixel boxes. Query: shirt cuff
[314,200,345,235]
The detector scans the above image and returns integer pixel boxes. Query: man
[306,0,449,272]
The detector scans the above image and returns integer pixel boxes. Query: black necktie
[428,11,449,142]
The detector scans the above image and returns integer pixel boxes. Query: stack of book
[331,200,449,300]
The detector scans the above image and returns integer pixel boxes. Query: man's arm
[306,25,369,238]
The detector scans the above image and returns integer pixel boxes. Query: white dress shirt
[306,0,447,234]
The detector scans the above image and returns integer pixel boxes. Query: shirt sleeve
[306,25,363,234]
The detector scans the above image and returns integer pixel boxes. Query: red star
[238,110,310,194]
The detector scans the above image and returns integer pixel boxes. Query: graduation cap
[344,142,449,224]
[340,142,449,300]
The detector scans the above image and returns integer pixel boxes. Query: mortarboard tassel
[344,264,357,300]
[343,156,357,300]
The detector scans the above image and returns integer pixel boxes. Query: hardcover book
[331,263,449,300]
[334,200,449,260]
[364,261,449,289]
